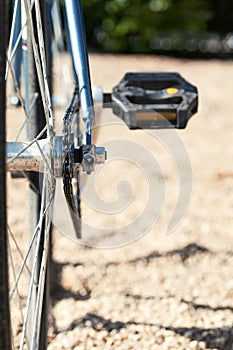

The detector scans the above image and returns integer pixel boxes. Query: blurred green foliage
[79,0,233,53]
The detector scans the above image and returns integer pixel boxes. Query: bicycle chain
[62,87,80,216]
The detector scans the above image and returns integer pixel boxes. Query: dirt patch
[8,54,233,349]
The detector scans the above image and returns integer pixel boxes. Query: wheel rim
[6,1,55,348]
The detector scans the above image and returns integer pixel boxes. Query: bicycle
[0,0,198,348]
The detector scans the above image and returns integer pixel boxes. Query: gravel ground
[8,55,233,349]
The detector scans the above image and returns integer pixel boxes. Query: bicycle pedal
[111,72,198,129]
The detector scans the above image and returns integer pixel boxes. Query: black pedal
[111,72,198,129]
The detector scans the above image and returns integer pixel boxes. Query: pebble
[189,340,198,348]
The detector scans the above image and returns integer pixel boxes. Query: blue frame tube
[12,0,22,92]
[64,0,94,145]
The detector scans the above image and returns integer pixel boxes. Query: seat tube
[64,0,94,145]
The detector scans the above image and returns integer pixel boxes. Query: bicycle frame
[64,0,94,146]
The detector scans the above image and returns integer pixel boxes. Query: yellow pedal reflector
[166,87,179,95]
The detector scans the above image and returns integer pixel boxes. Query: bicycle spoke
[7,61,53,174]
[8,225,31,277]
[9,180,55,302]
[6,0,36,79]
[9,226,38,301]
[18,172,48,349]
[8,236,29,349]
[12,93,39,146]
[23,0,54,137]
[6,0,21,79]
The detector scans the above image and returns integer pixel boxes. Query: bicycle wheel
[2,0,55,348]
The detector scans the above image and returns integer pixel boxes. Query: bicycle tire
[4,1,55,348]
[0,0,12,348]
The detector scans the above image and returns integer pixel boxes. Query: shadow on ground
[52,261,91,302]
[129,243,210,263]
[52,243,233,349]
[53,312,233,350]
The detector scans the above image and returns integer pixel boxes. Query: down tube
[64,0,94,145]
